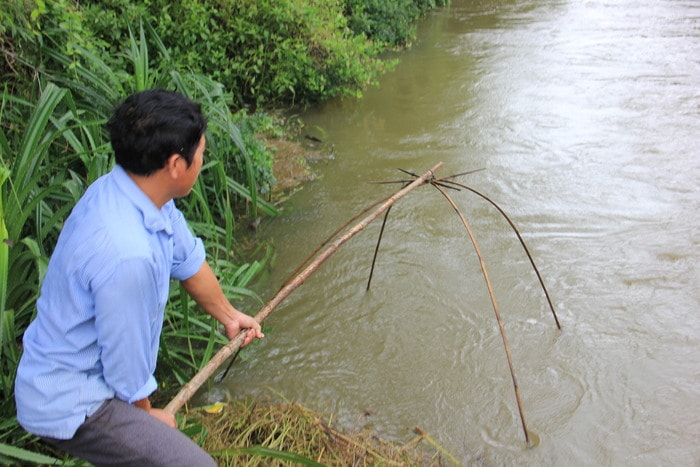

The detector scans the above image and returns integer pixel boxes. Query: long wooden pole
[165,162,444,415]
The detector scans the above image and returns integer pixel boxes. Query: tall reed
[0,82,95,462]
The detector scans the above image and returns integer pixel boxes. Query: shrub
[344,0,450,47]
[77,0,389,108]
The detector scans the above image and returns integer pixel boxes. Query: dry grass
[183,399,457,466]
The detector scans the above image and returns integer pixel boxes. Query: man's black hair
[107,88,207,176]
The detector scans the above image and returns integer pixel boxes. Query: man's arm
[181,261,264,346]
[94,258,180,426]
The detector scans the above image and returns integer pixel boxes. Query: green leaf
[0,164,9,316]
[0,441,61,464]
[14,83,67,192]
[213,445,325,466]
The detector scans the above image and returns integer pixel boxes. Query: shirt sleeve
[92,258,161,403]
[169,204,206,281]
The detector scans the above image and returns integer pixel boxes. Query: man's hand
[222,310,264,345]
[148,408,178,428]
[134,398,177,428]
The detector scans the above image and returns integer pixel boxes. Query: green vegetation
[1,0,448,463]
[345,0,448,47]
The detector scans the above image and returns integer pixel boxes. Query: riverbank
[266,115,336,201]
[269,137,320,197]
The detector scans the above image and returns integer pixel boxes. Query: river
[209,1,700,464]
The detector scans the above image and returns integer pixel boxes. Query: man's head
[107,89,207,176]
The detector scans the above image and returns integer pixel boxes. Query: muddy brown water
[203,1,700,464]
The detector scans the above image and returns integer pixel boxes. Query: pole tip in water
[526,431,541,448]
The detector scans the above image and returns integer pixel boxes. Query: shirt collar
[111,165,174,235]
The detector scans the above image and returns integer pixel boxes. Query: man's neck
[126,170,173,209]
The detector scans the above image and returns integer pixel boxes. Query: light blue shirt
[14,165,206,439]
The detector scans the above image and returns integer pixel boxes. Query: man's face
[177,134,205,197]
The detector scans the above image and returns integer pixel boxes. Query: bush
[0,1,44,98]
[344,0,448,47]
[344,0,450,47]
[3,1,449,109]
[345,0,417,46]
[71,0,389,109]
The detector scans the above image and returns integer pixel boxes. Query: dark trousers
[42,398,216,467]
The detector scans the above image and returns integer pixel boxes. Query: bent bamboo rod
[432,183,531,446]
[165,162,444,415]
[439,178,560,329]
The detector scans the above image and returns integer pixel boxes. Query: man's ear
[165,153,182,178]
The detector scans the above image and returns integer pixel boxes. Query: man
[15,88,264,466]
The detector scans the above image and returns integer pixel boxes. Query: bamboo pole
[366,205,394,291]
[165,162,444,415]
[432,183,531,446]
[439,178,560,329]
